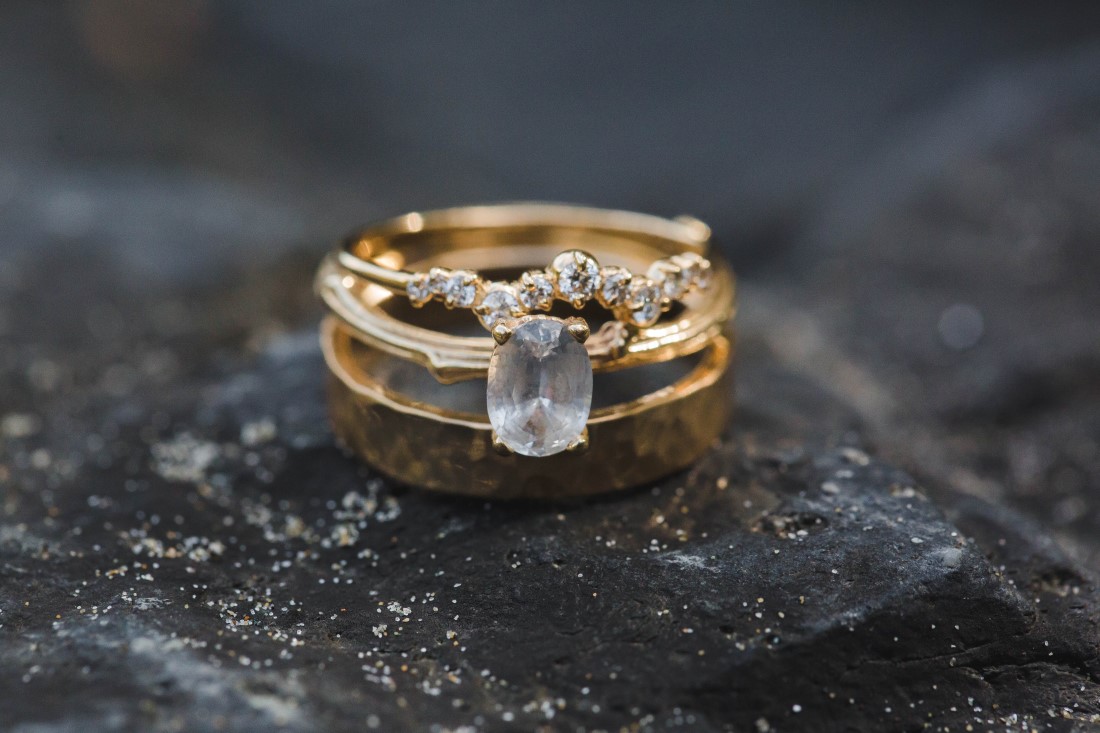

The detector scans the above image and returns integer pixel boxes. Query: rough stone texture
[2,4,1100,732]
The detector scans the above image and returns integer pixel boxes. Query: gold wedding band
[322,318,734,498]
[317,203,736,496]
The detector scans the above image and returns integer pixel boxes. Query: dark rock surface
[2,4,1100,732]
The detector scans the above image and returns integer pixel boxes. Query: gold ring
[316,203,737,492]
[322,317,734,498]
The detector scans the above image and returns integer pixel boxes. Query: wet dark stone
[2,4,1100,732]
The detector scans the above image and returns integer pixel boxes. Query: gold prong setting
[565,317,590,343]
[491,321,513,345]
[566,427,589,453]
[491,431,513,456]
[672,252,712,290]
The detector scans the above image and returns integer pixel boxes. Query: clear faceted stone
[427,267,452,297]
[518,271,555,310]
[552,251,600,302]
[648,260,689,299]
[598,266,632,307]
[674,253,712,290]
[677,253,712,290]
[487,318,593,457]
[443,270,480,308]
[671,253,702,285]
[627,279,663,327]
[693,260,713,290]
[476,285,523,329]
[406,273,433,305]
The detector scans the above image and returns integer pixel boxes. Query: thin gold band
[335,203,718,330]
[338,203,712,293]
[318,203,736,383]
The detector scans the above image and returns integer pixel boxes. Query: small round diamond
[442,270,481,308]
[673,253,711,290]
[670,253,699,283]
[427,267,451,296]
[406,273,433,306]
[693,259,713,289]
[597,266,632,308]
[475,283,524,330]
[517,270,555,311]
[626,278,663,327]
[551,250,601,305]
[648,260,690,299]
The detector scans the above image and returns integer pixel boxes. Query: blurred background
[3,2,1098,275]
[2,3,1100,558]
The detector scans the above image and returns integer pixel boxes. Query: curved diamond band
[335,203,716,330]
[401,248,712,329]
[316,250,734,383]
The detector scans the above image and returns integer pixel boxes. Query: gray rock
[2,4,1100,732]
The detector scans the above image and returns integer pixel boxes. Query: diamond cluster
[405,250,712,330]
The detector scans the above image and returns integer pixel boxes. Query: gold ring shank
[322,317,734,498]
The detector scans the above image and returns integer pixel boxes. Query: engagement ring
[315,203,736,497]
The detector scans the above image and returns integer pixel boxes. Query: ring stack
[315,203,736,498]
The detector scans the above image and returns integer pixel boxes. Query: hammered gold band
[323,317,734,498]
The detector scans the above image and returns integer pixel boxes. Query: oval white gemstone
[487,319,593,457]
